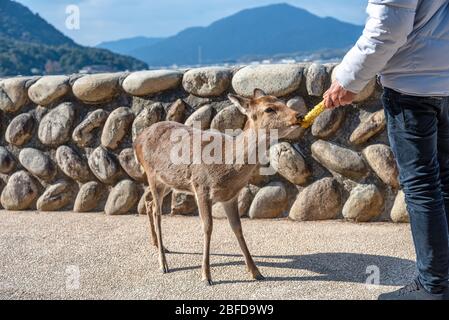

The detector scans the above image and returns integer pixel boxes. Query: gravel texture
[0,211,416,300]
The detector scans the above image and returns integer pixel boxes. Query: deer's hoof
[253,273,265,281]
[160,264,169,274]
[203,279,213,286]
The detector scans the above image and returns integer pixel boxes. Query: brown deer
[134,89,303,285]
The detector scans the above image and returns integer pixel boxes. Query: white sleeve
[335,0,419,93]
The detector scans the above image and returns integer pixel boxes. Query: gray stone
[19,148,56,181]
[171,191,197,215]
[166,99,187,123]
[210,105,247,133]
[182,67,232,97]
[55,145,91,182]
[184,104,214,130]
[311,140,368,180]
[101,107,134,150]
[238,185,260,217]
[72,73,122,103]
[289,178,342,221]
[362,144,399,189]
[72,109,109,147]
[5,113,35,146]
[306,63,328,96]
[232,64,304,97]
[0,77,30,113]
[122,70,183,96]
[38,102,75,146]
[342,184,385,222]
[248,182,288,219]
[28,75,70,105]
[311,108,346,139]
[88,146,120,184]
[74,181,104,212]
[1,171,40,210]
[37,181,74,211]
[105,180,140,215]
[132,103,164,141]
[0,147,15,174]
[350,110,386,145]
[391,190,409,223]
[270,142,310,185]
[287,97,308,115]
[212,202,229,219]
[118,148,146,182]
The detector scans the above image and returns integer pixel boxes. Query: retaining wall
[0,63,408,223]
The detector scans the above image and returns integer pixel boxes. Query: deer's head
[228,89,302,138]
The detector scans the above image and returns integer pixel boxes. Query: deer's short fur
[134,89,302,285]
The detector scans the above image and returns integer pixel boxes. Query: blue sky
[18,0,368,46]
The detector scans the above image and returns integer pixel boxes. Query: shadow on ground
[167,251,416,286]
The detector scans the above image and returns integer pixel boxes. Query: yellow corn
[300,101,326,129]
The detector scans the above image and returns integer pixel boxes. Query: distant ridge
[97,36,164,56]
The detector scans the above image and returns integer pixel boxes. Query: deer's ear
[253,88,267,98]
[228,94,250,115]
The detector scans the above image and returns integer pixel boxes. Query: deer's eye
[264,108,276,114]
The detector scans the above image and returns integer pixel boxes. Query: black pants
[382,88,449,293]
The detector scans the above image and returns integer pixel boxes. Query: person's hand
[323,81,357,108]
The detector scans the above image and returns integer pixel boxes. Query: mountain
[131,3,363,66]
[0,0,147,76]
[97,36,164,56]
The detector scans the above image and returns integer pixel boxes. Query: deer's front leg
[222,196,264,281]
[194,186,213,286]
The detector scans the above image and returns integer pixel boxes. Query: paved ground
[0,210,416,300]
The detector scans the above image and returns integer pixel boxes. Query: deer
[134,89,303,285]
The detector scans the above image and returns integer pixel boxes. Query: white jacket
[336,0,449,96]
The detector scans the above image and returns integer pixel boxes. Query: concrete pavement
[0,210,416,300]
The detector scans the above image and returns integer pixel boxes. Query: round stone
[311,108,346,139]
[171,191,197,215]
[391,190,409,223]
[289,178,342,221]
[36,181,74,211]
[0,77,30,113]
[210,105,247,133]
[1,171,40,210]
[105,180,140,215]
[5,113,35,146]
[232,64,304,97]
[19,148,56,181]
[74,181,105,212]
[118,148,146,182]
[0,147,16,174]
[38,102,75,146]
[342,184,385,222]
[122,70,183,96]
[350,110,386,145]
[101,107,134,150]
[182,67,232,97]
[166,99,187,123]
[28,75,70,105]
[362,144,399,189]
[55,145,92,182]
[238,185,259,217]
[248,182,288,219]
[88,146,120,184]
[72,109,109,147]
[306,63,328,96]
[72,73,122,103]
[311,140,368,180]
[184,104,214,130]
[270,142,311,185]
[132,103,164,141]
[287,97,308,115]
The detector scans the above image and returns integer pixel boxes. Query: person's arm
[324,0,419,108]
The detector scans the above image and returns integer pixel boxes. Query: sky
[18,0,368,46]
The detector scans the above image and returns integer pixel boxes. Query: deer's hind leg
[148,174,169,273]
[222,196,264,280]
[145,188,171,253]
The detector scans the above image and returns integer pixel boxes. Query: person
[323,0,449,300]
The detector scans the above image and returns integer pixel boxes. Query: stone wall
[0,63,408,223]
